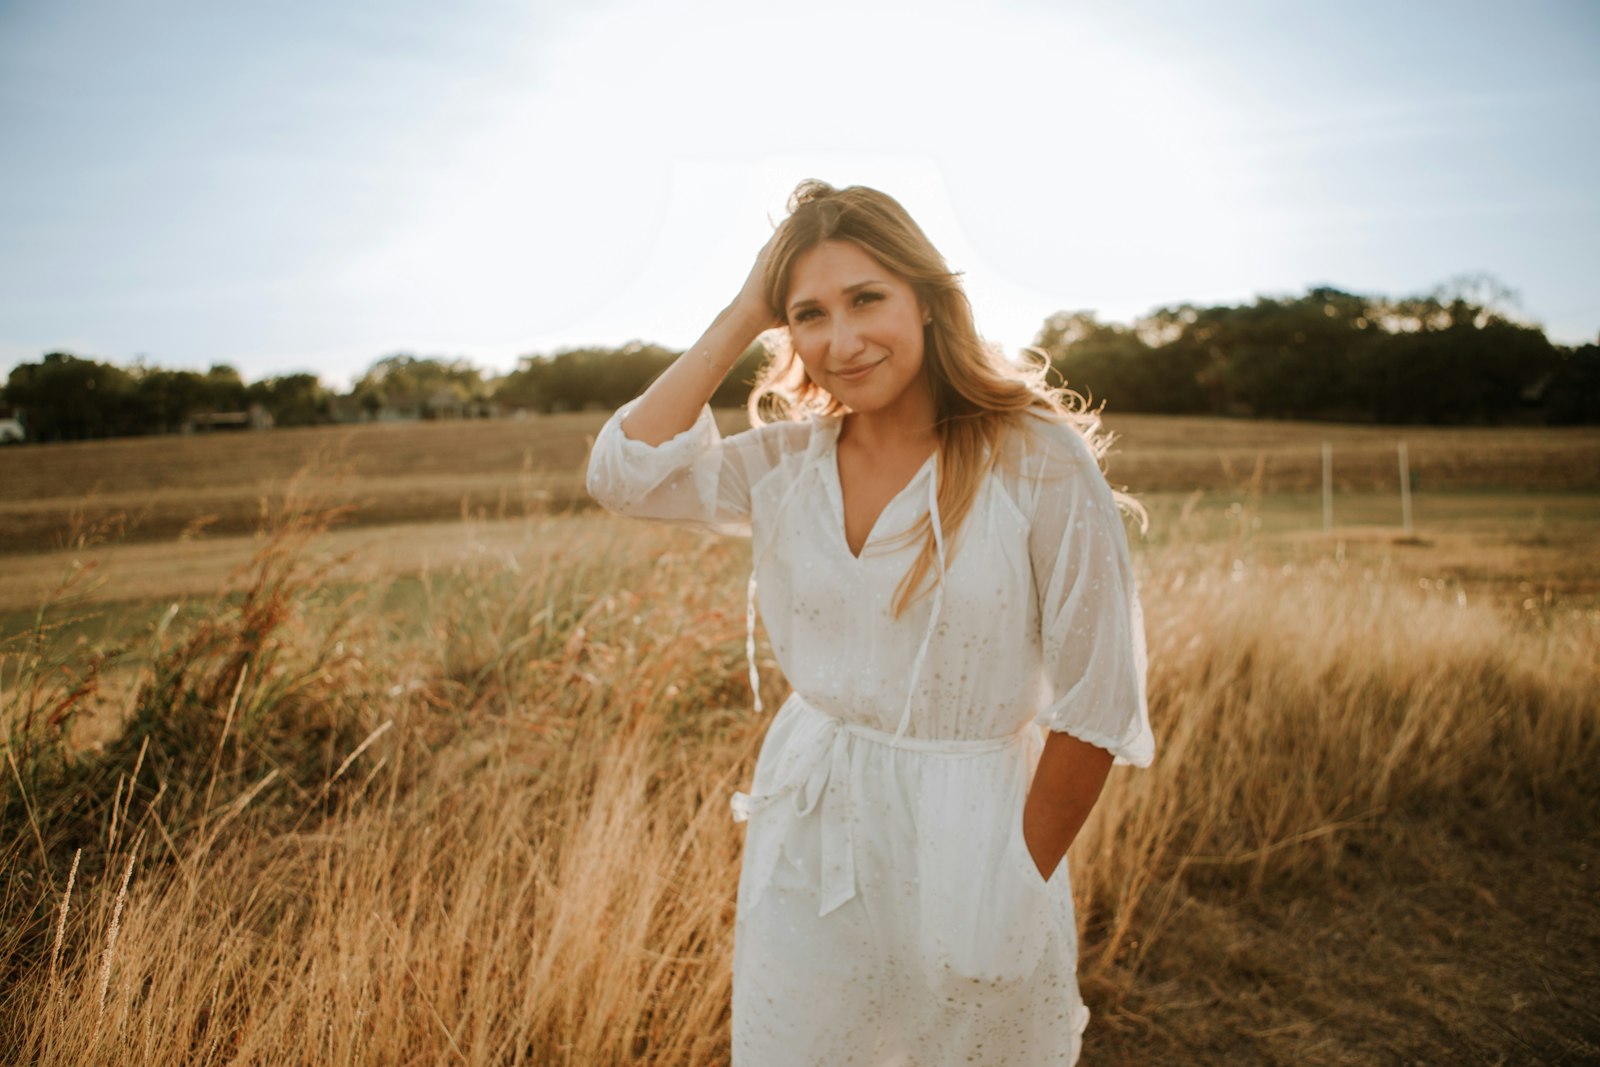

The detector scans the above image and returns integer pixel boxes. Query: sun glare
[316,0,1245,368]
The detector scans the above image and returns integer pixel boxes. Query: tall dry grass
[1,498,1595,1063]
[1073,547,1596,971]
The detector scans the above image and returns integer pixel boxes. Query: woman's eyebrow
[787,280,885,312]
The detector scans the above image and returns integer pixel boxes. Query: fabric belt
[731,693,1032,917]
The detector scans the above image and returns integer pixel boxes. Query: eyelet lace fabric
[586,399,1153,1066]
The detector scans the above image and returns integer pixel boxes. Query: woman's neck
[838,381,939,455]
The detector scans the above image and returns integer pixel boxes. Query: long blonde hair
[748,179,1135,619]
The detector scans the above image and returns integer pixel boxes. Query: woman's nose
[831,315,865,356]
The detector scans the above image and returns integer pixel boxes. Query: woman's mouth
[832,359,884,382]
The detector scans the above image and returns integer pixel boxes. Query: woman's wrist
[721,296,778,337]
[692,303,769,375]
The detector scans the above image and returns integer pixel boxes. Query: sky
[1,0,1597,390]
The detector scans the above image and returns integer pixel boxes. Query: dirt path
[0,512,608,617]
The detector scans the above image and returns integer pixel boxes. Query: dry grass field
[3,411,1597,555]
[1,414,1597,1064]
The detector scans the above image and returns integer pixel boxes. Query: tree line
[1035,277,1598,425]
[0,344,771,443]
[4,276,1595,442]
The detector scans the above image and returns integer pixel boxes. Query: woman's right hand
[619,224,786,446]
[730,229,784,332]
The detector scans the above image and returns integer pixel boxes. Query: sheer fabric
[586,398,1153,1065]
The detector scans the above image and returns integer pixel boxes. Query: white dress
[586,397,1154,1066]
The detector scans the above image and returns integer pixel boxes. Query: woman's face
[784,239,931,419]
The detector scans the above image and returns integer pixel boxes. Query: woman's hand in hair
[618,227,781,446]
[730,229,784,333]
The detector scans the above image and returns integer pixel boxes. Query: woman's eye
[792,308,821,324]
[855,291,883,307]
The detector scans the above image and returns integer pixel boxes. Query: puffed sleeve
[585,395,801,537]
[1024,418,1154,766]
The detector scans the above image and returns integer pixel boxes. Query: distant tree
[1198,289,1377,418]
[495,342,678,413]
[132,368,204,433]
[357,385,384,420]
[1354,294,1559,423]
[491,359,547,412]
[201,364,248,409]
[1543,342,1600,424]
[354,354,488,416]
[247,373,331,426]
[126,363,250,433]
[589,342,678,410]
[4,352,137,440]
[710,343,769,409]
[1035,309,1208,414]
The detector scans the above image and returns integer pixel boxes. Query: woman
[586,180,1153,1065]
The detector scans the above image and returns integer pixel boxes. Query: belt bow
[731,695,1029,918]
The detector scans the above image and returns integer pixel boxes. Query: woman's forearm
[1022,731,1115,881]
[620,302,771,446]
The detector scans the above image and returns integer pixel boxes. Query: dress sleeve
[1024,418,1154,767]
[584,395,799,538]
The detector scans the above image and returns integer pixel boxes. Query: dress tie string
[745,571,762,713]
[891,464,945,743]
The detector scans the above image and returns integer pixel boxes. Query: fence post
[1322,442,1333,533]
[1398,440,1413,535]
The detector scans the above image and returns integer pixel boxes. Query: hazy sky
[2,0,1596,388]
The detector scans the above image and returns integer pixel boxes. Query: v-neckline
[824,419,937,562]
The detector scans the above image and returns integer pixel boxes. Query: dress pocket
[1009,792,1060,890]
[914,759,1053,1000]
